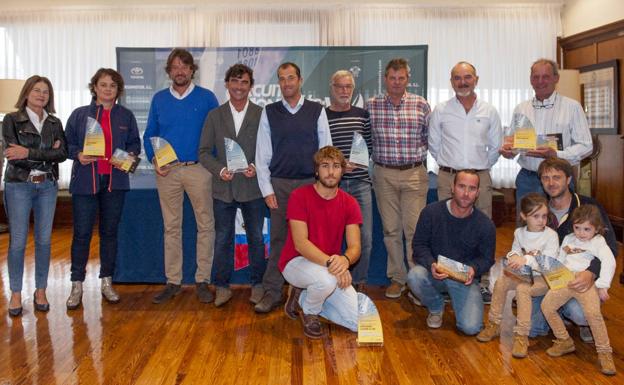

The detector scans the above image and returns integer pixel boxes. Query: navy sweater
[412,200,496,279]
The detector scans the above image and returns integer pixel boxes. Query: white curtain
[0,4,562,189]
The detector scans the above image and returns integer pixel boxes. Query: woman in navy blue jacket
[64,68,141,309]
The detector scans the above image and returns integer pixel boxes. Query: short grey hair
[330,70,354,86]
[531,58,559,77]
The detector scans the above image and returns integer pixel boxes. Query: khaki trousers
[488,274,549,336]
[156,164,215,285]
[437,169,493,219]
[373,164,427,285]
[541,285,612,353]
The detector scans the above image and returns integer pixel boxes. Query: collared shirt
[509,92,592,171]
[255,95,332,197]
[25,107,49,176]
[169,82,195,100]
[367,92,430,166]
[429,96,502,170]
[229,100,249,136]
[25,106,48,133]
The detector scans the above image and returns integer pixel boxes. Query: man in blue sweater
[143,48,219,304]
[407,169,496,335]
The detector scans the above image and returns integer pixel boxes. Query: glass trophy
[502,257,534,284]
[82,117,106,157]
[150,137,179,169]
[436,255,470,283]
[535,254,575,290]
[511,113,537,152]
[349,131,369,168]
[110,148,140,173]
[224,138,249,173]
[357,293,383,347]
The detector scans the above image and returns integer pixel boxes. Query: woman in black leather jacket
[2,75,67,316]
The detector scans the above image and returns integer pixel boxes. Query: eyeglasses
[332,84,354,90]
[532,95,557,109]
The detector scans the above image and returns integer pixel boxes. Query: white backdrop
[0,4,562,188]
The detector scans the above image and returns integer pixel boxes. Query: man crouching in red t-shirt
[278,146,363,339]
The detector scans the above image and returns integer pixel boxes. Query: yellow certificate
[513,128,537,150]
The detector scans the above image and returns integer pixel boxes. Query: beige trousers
[488,274,549,336]
[541,285,612,353]
[156,163,215,285]
[373,164,427,285]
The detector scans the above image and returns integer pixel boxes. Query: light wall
[562,0,624,36]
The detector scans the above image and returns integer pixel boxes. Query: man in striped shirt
[326,70,373,292]
[367,58,431,299]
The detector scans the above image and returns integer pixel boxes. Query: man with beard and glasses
[144,48,219,304]
[326,69,372,293]
[280,146,362,339]
[254,62,331,313]
[528,157,617,341]
[407,169,495,335]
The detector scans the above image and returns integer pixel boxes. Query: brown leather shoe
[300,312,323,339]
[285,286,303,320]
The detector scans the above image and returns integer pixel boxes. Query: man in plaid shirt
[367,57,431,299]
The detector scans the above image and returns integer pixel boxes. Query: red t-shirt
[97,108,113,175]
[278,184,363,272]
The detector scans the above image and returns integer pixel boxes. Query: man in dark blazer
[199,64,267,307]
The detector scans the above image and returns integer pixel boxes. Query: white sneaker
[427,309,444,329]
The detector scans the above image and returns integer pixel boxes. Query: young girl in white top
[541,204,616,376]
[477,193,559,358]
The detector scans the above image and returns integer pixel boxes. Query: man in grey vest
[254,62,332,313]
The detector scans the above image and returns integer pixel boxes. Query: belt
[28,173,52,184]
[179,161,198,166]
[376,161,423,170]
[439,166,487,174]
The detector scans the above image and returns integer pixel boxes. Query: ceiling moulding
[1,1,566,13]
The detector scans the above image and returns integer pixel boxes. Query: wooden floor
[0,223,623,385]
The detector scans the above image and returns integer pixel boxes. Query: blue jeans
[283,256,358,332]
[530,295,588,337]
[407,265,483,335]
[340,179,372,284]
[71,175,126,281]
[4,180,58,292]
[515,168,544,222]
[213,197,267,287]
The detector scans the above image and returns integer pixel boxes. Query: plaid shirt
[367,92,430,166]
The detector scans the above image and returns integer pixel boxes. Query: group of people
[2,48,617,374]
